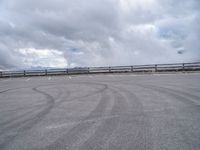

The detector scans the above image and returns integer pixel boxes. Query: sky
[0,0,200,70]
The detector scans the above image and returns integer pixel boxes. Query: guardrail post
[109,67,111,72]
[182,63,185,71]
[24,70,26,77]
[88,67,90,74]
[0,72,2,78]
[66,68,68,74]
[131,66,133,72]
[45,69,47,76]
[155,65,157,72]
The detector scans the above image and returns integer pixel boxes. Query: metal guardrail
[0,62,200,78]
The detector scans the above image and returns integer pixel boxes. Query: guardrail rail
[0,62,200,78]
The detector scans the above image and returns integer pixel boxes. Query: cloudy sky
[0,0,200,70]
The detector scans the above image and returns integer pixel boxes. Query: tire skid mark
[78,86,131,150]
[72,87,118,150]
[144,84,200,107]
[70,83,108,102]
[0,83,61,95]
[52,82,108,106]
[160,85,200,105]
[0,86,60,149]
[130,84,174,114]
[0,89,11,94]
[105,85,153,150]
[40,84,109,150]
[0,82,106,146]
[84,85,110,120]
[138,84,199,149]
[121,85,155,150]
[0,86,37,95]
[45,115,120,130]
[66,84,135,150]
[135,83,200,113]
[0,82,106,148]
[0,86,57,134]
[0,103,45,114]
[53,88,72,107]
[0,105,44,128]
[109,84,143,114]
[0,90,52,135]
[0,85,67,131]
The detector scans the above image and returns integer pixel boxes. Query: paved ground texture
[0,73,200,150]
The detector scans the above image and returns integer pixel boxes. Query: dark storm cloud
[0,0,199,70]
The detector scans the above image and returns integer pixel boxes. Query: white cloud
[15,48,68,69]
[0,0,199,70]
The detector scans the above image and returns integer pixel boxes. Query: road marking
[69,76,72,79]
[48,77,52,80]
[26,78,30,81]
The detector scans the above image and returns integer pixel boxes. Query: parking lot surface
[0,73,200,150]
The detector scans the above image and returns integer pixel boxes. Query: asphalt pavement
[0,73,200,150]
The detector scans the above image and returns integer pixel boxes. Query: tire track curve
[0,86,58,149]
[40,83,110,150]
[136,84,200,150]
[77,86,134,150]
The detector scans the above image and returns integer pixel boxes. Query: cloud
[0,0,199,70]
[14,48,67,69]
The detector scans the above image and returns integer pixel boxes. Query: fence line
[0,62,200,78]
